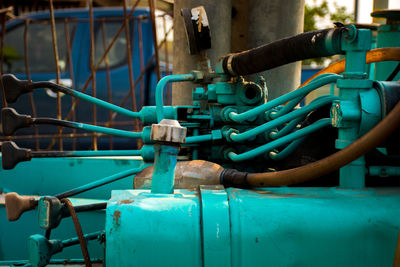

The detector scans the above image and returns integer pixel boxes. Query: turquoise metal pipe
[186,134,213,144]
[34,81,141,119]
[269,73,336,120]
[270,95,337,139]
[269,137,306,160]
[35,119,144,139]
[227,74,342,122]
[228,118,331,162]
[229,96,338,142]
[151,144,179,194]
[269,116,303,139]
[156,74,195,122]
[56,166,145,199]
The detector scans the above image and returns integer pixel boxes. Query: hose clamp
[226,56,237,76]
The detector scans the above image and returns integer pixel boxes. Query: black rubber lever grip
[1,74,34,103]
[1,141,32,170]
[1,108,33,136]
[220,27,344,76]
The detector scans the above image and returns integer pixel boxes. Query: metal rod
[163,15,171,105]
[228,119,331,162]
[31,150,142,158]
[148,0,161,81]
[23,19,40,150]
[137,20,145,108]
[62,230,104,248]
[47,1,141,150]
[156,74,195,122]
[123,0,141,149]
[31,81,141,118]
[55,166,144,199]
[32,117,144,139]
[101,19,114,150]
[88,0,98,151]
[64,18,77,150]
[49,0,63,151]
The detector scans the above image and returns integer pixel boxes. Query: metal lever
[1,107,33,136]
[5,192,39,221]
[38,196,107,230]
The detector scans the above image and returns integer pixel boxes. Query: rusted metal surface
[64,18,78,150]
[49,0,63,150]
[123,0,141,149]
[101,19,114,150]
[148,0,161,81]
[88,0,98,151]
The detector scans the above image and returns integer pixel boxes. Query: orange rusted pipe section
[301,47,400,87]
[245,96,400,187]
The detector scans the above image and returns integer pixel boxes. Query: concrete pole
[246,0,305,100]
[172,0,232,106]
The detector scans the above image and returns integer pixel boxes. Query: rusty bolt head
[151,119,187,143]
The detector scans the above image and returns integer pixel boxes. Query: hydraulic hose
[301,47,400,86]
[220,28,344,76]
[222,97,400,187]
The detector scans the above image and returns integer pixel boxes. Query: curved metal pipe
[241,97,400,187]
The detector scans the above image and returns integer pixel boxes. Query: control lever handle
[1,107,33,136]
[1,141,32,170]
[1,74,33,103]
[5,192,39,221]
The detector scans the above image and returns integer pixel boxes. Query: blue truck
[1,7,160,150]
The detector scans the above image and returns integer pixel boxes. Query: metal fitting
[151,119,187,144]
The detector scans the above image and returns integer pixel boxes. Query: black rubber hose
[221,28,344,76]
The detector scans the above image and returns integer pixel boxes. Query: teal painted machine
[1,8,400,267]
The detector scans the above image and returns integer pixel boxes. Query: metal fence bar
[46,1,140,150]
[88,0,98,151]
[163,14,171,105]
[64,18,77,151]
[49,0,63,151]
[104,27,173,127]
[123,0,141,148]
[101,19,114,150]
[23,19,40,150]
[137,19,145,108]
[148,0,161,81]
